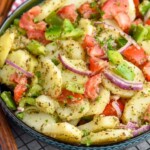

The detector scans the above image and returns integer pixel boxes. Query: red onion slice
[118,41,132,53]
[103,70,143,90]
[133,125,150,136]
[95,21,140,49]
[112,101,122,118]
[6,60,33,78]
[58,54,92,76]
[120,122,139,130]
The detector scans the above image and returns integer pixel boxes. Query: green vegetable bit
[130,24,148,43]
[19,97,36,108]
[108,50,135,81]
[45,25,62,40]
[16,112,24,120]
[1,91,16,110]
[27,84,42,97]
[107,50,124,65]
[114,62,135,81]
[139,0,150,16]
[45,11,63,26]
[62,19,83,38]
[27,40,46,55]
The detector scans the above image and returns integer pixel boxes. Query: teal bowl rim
[0,0,150,149]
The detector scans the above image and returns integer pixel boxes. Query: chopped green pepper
[27,40,46,55]
[108,50,135,81]
[16,112,24,120]
[131,24,148,43]
[27,84,42,97]
[66,82,85,94]
[107,50,124,65]
[19,97,36,108]
[114,62,135,81]
[139,0,150,16]
[45,11,63,26]
[45,25,62,40]
[1,91,16,110]
[62,19,83,38]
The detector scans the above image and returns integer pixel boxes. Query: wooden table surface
[0,0,14,26]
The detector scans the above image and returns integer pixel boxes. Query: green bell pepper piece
[1,91,16,110]
[27,40,46,55]
[19,97,36,108]
[139,0,150,16]
[114,62,135,81]
[107,50,124,65]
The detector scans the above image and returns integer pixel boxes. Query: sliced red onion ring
[103,70,143,90]
[6,60,33,78]
[58,54,92,76]
[112,101,122,118]
[133,125,150,136]
[95,21,140,49]
[120,122,139,130]
[118,41,132,53]
[15,107,24,115]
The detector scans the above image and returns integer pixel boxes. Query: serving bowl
[0,0,150,149]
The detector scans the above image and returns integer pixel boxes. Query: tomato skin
[89,57,108,72]
[142,62,150,81]
[84,73,101,100]
[78,2,97,19]
[103,100,124,117]
[101,0,129,19]
[27,30,49,45]
[114,12,131,31]
[19,6,47,44]
[14,84,27,103]
[101,0,131,31]
[145,19,150,25]
[57,89,84,104]
[57,4,78,22]
[123,45,147,67]
[10,73,28,103]
[82,35,104,57]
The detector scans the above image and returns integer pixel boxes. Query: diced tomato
[145,19,150,25]
[101,0,131,31]
[142,62,150,81]
[14,84,27,103]
[84,73,101,100]
[28,6,41,17]
[82,35,95,48]
[57,4,78,22]
[143,104,150,123]
[82,35,104,57]
[78,2,97,19]
[88,45,105,58]
[114,12,131,32]
[19,6,47,44]
[57,89,84,104]
[123,45,147,67]
[89,57,108,72]
[103,100,124,118]
[101,0,129,19]
[133,0,140,6]
[27,30,49,45]
[10,73,27,85]
[10,73,28,103]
